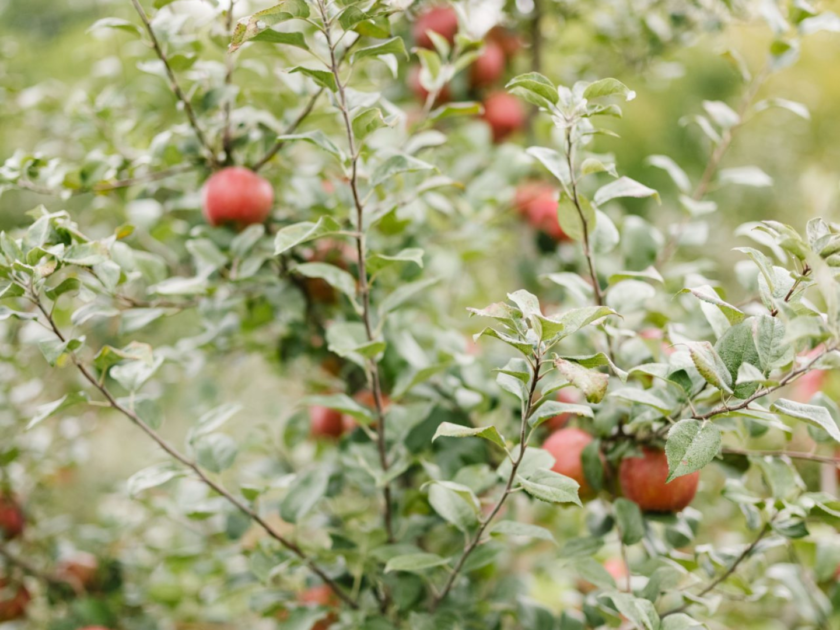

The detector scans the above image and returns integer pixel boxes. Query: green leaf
[325,322,386,366]
[607,593,659,630]
[582,439,604,492]
[62,242,108,266]
[557,194,596,242]
[275,131,344,161]
[609,387,673,414]
[554,359,608,403]
[127,464,182,496]
[294,262,357,300]
[191,403,242,440]
[352,37,407,63]
[230,1,309,51]
[686,341,733,395]
[572,557,616,590]
[518,469,582,506]
[506,72,558,107]
[716,321,763,398]
[289,66,337,91]
[428,484,478,533]
[274,217,342,255]
[352,107,388,140]
[681,285,746,326]
[370,154,435,187]
[490,520,557,544]
[28,392,89,430]
[593,176,659,206]
[661,613,706,630]
[646,155,691,193]
[249,29,308,50]
[385,553,449,573]
[304,393,373,424]
[718,166,772,187]
[367,248,423,274]
[378,277,438,316]
[614,497,645,545]
[583,78,636,101]
[279,467,330,523]
[429,101,483,121]
[526,147,570,186]
[432,422,506,449]
[194,433,238,473]
[665,419,721,481]
[87,17,141,37]
[528,400,593,428]
[771,399,840,442]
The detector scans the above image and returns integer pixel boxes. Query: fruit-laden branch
[27,292,358,610]
[432,353,543,610]
[127,0,219,168]
[0,542,78,593]
[691,345,837,421]
[662,517,773,618]
[316,0,394,542]
[13,164,196,198]
[657,65,769,266]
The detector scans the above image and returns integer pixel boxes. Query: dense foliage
[1,1,840,629]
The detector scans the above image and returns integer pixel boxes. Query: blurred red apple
[790,347,827,402]
[482,92,525,142]
[469,40,505,88]
[299,584,338,630]
[0,579,29,622]
[0,495,24,540]
[57,552,99,590]
[619,447,699,513]
[412,6,459,49]
[543,427,598,495]
[310,405,345,439]
[514,182,568,241]
[202,166,274,227]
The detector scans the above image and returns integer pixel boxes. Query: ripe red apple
[0,579,29,622]
[310,405,345,439]
[482,92,525,142]
[408,65,451,106]
[469,40,505,88]
[0,495,24,540]
[57,552,99,590]
[202,166,274,227]
[487,26,521,58]
[299,585,338,630]
[543,427,597,495]
[514,182,568,241]
[619,447,699,513]
[412,6,459,49]
[545,389,582,431]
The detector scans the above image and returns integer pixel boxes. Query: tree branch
[251,88,324,172]
[128,0,219,167]
[431,354,543,610]
[30,293,357,609]
[722,447,840,466]
[316,0,394,543]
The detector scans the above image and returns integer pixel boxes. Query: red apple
[790,347,826,403]
[543,427,598,495]
[299,585,338,630]
[57,552,99,590]
[514,182,568,241]
[545,389,582,431]
[0,579,29,622]
[202,166,274,227]
[619,447,699,513]
[487,26,521,58]
[310,406,345,439]
[0,495,24,540]
[482,92,525,142]
[408,65,451,105]
[469,40,505,88]
[412,6,459,50]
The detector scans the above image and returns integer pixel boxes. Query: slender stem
[658,66,769,266]
[564,126,603,307]
[692,346,836,421]
[431,354,543,610]
[30,296,357,609]
[252,88,324,172]
[128,0,218,167]
[722,447,840,466]
[316,0,394,543]
[221,0,237,165]
[662,519,772,618]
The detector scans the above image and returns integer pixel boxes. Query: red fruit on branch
[57,552,99,590]
[0,495,24,540]
[543,428,598,495]
[412,6,459,49]
[513,182,568,241]
[202,166,274,227]
[469,40,505,88]
[0,579,29,622]
[482,92,525,142]
[309,406,345,439]
[619,447,699,513]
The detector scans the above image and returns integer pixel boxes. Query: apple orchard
[1,1,840,629]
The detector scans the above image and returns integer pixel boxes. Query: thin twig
[221,0,238,165]
[251,88,324,172]
[722,448,840,466]
[431,354,543,610]
[316,0,394,543]
[662,518,773,618]
[128,0,219,167]
[30,293,357,609]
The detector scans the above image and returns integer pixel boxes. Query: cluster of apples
[409,6,526,142]
[542,391,699,513]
